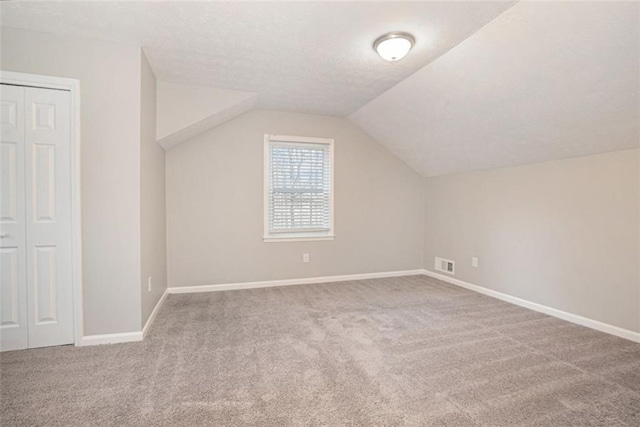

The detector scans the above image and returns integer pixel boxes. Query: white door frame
[0,71,83,347]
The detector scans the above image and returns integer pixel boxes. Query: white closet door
[24,87,73,349]
[0,85,28,351]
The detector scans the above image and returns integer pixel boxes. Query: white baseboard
[79,331,143,346]
[422,269,640,343]
[81,270,639,345]
[168,269,425,294]
[142,288,168,338]
[80,271,423,346]
[80,288,169,346]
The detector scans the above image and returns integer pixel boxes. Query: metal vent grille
[434,257,455,275]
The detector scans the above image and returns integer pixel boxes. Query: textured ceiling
[0,1,515,116]
[350,1,639,176]
[2,1,637,176]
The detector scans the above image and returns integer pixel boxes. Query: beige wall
[1,27,143,335]
[166,109,424,287]
[140,53,167,327]
[424,149,639,332]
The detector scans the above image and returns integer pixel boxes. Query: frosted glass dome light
[374,32,415,61]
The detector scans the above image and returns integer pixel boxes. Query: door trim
[1,71,83,347]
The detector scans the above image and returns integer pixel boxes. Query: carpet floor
[1,275,639,426]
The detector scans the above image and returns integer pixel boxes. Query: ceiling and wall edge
[347,1,639,178]
[157,93,258,150]
[3,2,636,172]
[156,2,638,173]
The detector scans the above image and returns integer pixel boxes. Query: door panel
[24,87,73,348]
[33,143,56,222]
[0,84,28,351]
[1,141,18,222]
[1,248,21,325]
[33,245,57,324]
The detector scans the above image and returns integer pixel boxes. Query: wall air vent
[434,257,455,275]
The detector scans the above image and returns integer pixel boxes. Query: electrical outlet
[147,276,152,292]
[303,253,310,263]
[472,257,479,268]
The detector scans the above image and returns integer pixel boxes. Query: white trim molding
[168,269,425,294]
[83,270,640,346]
[80,288,168,346]
[0,71,84,348]
[263,234,335,243]
[79,331,143,347]
[142,289,169,338]
[422,270,640,343]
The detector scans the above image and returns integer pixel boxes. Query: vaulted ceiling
[350,1,639,176]
[0,0,515,116]
[2,1,637,177]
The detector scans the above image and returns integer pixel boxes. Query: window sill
[263,234,335,243]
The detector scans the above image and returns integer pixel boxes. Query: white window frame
[263,134,335,243]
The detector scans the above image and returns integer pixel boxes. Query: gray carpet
[1,275,639,426]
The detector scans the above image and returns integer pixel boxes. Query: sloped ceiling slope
[350,1,639,177]
[156,82,257,149]
[156,82,257,141]
[0,1,515,116]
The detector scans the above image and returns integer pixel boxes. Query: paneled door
[1,85,28,351]
[0,84,74,351]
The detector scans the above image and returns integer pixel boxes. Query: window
[264,134,334,242]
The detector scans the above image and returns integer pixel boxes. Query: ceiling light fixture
[373,32,415,61]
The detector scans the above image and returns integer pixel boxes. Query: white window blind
[264,135,334,241]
